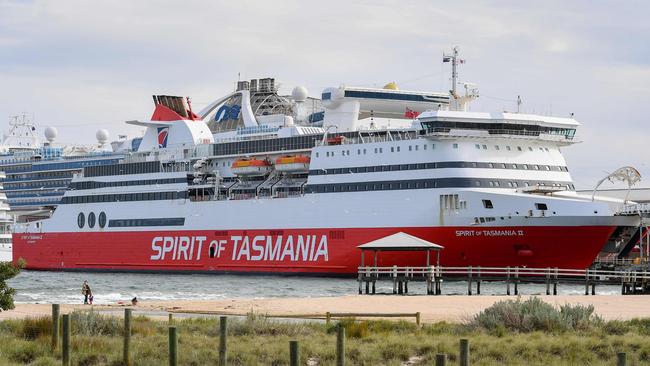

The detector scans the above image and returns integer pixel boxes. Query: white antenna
[443,46,477,111]
[442,46,462,97]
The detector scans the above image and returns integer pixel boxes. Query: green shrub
[18,316,52,340]
[70,310,122,336]
[471,297,601,333]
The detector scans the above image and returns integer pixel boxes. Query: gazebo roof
[357,232,444,251]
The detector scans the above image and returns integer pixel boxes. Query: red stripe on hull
[13,226,615,274]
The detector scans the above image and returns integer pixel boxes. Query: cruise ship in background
[0,115,140,261]
[13,49,642,273]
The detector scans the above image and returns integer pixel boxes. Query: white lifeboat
[231,158,272,176]
[274,155,310,173]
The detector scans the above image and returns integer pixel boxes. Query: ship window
[363,149,367,154]
[432,144,436,149]
[539,147,544,151]
[358,149,361,155]
[475,181,481,187]
[482,145,487,149]
[475,144,480,149]
[77,212,85,228]
[488,163,494,168]
[535,203,548,210]
[453,143,458,149]
[209,245,216,258]
[488,181,494,187]
[523,164,528,170]
[88,212,96,228]
[482,200,494,209]
[495,145,500,150]
[409,146,412,151]
[534,165,539,170]
[396,147,400,152]
[545,165,550,171]
[517,146,522,151]
[528,147,533,151]
[391,147,394,152]
[98,212,106,228]
[423,144,427,150]
[494,181,500,187]
[415,145,418,151]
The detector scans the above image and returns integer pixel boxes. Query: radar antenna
[591,166,642,203]
[443,46,478,111]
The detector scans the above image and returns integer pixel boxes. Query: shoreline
[2,294,649,322]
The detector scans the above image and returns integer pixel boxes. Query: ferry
[13,50,641,274]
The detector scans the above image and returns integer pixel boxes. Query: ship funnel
[151,95,200,121]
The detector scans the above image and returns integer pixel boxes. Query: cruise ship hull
[13,225,616,274]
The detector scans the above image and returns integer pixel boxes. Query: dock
[357,265,650,296]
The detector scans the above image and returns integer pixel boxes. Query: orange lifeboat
[326,136,344,145]
[231,158,272,176]
[275,155,310,173]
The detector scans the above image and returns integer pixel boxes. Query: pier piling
[51,304,60,352]
[435,353,447,366]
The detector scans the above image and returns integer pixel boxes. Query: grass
[0,300,649,365]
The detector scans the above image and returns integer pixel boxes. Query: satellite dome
[383,82,399,90]
[291,86,309,102]
[96,129,110,144]
[44,126,58,143]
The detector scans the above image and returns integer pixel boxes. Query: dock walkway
[357,265,650,295]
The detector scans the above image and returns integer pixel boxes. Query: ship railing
[423,129,575,142]
[617,203,650,216]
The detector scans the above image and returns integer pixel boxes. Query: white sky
[1,0,648,189]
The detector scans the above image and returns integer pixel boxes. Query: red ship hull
[13,225,615,274]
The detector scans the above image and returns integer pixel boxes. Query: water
[7,270,622,305]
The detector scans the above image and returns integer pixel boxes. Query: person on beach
[82,280,91,304]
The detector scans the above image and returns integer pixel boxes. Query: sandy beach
[1,295,649,323]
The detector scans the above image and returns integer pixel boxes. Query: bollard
[124,309,132,366]
[62,314,70,366]
[336,323,346,366]
[168,326,178,366]
[415,312,421,327]
[617,352,627,366]
[168,313,173,324]
[219,316,227,366]
[459,339,469,366]
[326,312,331,325]
[289,340,300,366]
[51,304,60,352]
[435,353,447,366]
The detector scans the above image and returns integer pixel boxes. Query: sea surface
[7,270,622,305]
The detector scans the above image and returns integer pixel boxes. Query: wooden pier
[357,265,650,296]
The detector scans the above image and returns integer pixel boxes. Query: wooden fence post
[219,316,227,366]
[336,323,346,366]
[168,326,178,366]
[326,312,331,325]
[459,339,469,366]
[62,314,70,366]
[123,309,132,366]
[168,313,173,324]
[416,312,421,327]
[435,353,447,366]
[290,340,300,366]
[617,352,627,366]
[51,304,60,352]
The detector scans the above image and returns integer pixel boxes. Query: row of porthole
[77,212,107,229]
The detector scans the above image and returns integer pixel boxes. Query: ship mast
[443,46,478,111]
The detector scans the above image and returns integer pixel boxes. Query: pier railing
[357,265,650,295]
